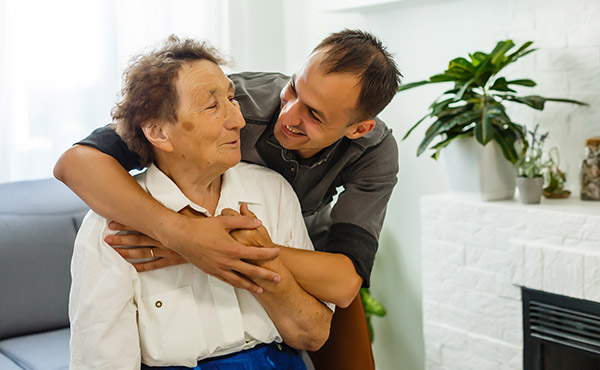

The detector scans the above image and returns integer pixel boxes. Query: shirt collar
[140,164,262,216]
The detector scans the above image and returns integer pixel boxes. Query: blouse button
[155,301,162,308]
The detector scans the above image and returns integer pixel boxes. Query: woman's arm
[251,256,333,351]
[226,207,333,351]
[69,213,141,370]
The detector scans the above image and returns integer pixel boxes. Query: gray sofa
[0,178,88,370]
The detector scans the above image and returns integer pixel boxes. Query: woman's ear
[141,121,174,152]
[345,119,376,140]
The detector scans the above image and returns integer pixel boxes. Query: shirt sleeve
[327,132,399,288]
[76,124,144,171]
[69,211,142,370]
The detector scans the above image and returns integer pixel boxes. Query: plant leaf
[455,77,477,100]
[490,77,517,92]
[417,109,482,156]
[494,129,520,163]
[469,51,488,67]
[491,40,515,66]
[498,94,588,110]
[397,80,431,92]
[475,106,498,145]
[507,79,536,87]
[402,113,432,140]
[543,97,588,106]
[498,95,546,110]
[504,41,535,66]
[430,73,460,82]
[449,57,476,73]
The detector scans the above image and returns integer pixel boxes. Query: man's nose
[280,100,302,127]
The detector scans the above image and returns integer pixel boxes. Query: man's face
[167,60,245,172]
[273,50,364,159]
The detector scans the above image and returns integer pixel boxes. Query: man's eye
[289,80,296,93]
[229,96,237,103]
[309,110,321,123]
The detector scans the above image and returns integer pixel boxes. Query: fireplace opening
[523,288,600,370]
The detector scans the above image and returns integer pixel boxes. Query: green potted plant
[360,288,386,343]
[398,40,587,200]
[543,147,571,199]
[515,124,548,204]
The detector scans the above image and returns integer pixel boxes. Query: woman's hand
[223,203,276,249]
[105,222,187,272]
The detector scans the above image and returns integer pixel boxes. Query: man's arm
[277,247,362,308]
[233,131,398,307]
[54,143,280,293]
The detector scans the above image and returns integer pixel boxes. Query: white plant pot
[443,136,516,201]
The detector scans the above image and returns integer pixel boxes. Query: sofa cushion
[0,178,88,341]
[0,178,87,215]
[0,353,22,370]
[0,328,70,370]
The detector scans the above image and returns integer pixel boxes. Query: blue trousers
[141,342,306,370]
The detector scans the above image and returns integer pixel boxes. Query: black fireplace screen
[523,287,600,370]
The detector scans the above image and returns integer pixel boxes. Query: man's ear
[141,121,174,152]
[345,119,376,140]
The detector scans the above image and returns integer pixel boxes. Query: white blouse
[69,162,328,369]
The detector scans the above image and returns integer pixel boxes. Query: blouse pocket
[137,285,206,367]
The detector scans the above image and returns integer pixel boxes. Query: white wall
[271,1,600,369]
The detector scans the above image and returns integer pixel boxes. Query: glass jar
[581,137,600,200]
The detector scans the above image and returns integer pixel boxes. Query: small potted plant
[543,147,571,199]
[515,124,548,204]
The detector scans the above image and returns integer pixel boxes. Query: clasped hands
[104,203,283,294]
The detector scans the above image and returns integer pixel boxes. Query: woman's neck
[155,157,224,216]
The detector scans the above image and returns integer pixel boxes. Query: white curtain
[0,0,228,183]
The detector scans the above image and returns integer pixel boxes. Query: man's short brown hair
[314,29,402,123]
[112,36,227,167]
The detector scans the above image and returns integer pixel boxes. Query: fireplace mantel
[421,194,600,370]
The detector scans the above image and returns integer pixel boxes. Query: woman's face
[167,60,245,173]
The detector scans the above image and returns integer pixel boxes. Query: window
[0,0,226,183]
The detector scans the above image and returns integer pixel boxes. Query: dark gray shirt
[78,72,399,287]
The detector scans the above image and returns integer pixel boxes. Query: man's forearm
[54,145,280,292]
[278,247,362,308]
[54,145,180,243]
[253,258,332,351]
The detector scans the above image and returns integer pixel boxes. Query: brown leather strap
[308,294,375,370]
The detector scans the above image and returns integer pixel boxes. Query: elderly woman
[68,37,333,370]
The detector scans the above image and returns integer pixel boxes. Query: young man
[55,29,401,370]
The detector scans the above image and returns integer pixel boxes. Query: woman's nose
[225,102,245,130]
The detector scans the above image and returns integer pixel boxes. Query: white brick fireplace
[421,195,600,370]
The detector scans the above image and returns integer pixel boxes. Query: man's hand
[107,210,282,294]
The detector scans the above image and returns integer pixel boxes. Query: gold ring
[150,248,155,259]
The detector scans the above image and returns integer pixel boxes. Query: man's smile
[283,125,306,136]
